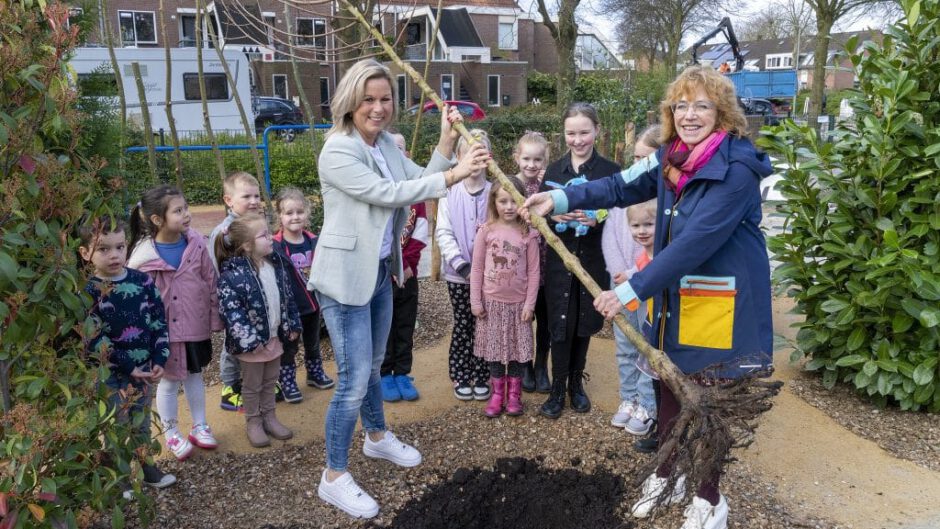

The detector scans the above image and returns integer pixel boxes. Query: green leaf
[821,299,850,313]
[835,354,866,367]
[892,313,915,333]
[913,363,935,385]
[863,360,878,377]
[0,251,18,282]
[846,327,866,351]
[918,307,940,328]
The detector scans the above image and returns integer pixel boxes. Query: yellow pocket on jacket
[677,275,736,350]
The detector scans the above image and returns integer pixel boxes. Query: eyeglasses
[671,101,716,116]
[255,231,272,240]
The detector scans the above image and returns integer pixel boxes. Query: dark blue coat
[217,252,302,355]
[555,135,774,378]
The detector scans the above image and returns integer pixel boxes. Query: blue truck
[726,70,797,99]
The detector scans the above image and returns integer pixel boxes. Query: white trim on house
[118,10,158,46]
[449,46,492,63]
[765,53,794,70]
[498,15,518,50]
[272,73,289,99]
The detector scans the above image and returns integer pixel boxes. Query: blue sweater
[551,136,774,379]
[85,268,170,389]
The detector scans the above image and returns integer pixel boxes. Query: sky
[527,0,895,51]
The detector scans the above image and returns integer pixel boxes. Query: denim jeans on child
[612,280,656,413]
[318,259,393,471]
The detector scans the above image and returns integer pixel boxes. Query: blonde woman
[309,59,489,519]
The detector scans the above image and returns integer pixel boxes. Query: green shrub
[1,2,155,526]
[759,0,940,411]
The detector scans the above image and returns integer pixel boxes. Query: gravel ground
[108,406,835,529]
[788,369,940,472]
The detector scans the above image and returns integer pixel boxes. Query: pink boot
[506,376,524,416]
[484,376,506,418]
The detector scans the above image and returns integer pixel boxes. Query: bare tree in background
[738,0,816,41]
[612,4,668,69]
[535,0,581,109]
[802,0,897,119]
[601,0,734,73]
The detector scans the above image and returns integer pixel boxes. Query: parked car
[738,97,782,126]
[253,96,304,141]
[406,100,486,121]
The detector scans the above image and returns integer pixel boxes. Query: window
[273,74,288,99]
[118,11,157,46]
[487,75,500,106]
[182,73,229,101]
[498,17,517,50]
[66,7,83,29]
[397,75,407,109]
[180,14,196,47]
[297,18,327,48]
[765,53,793,70]
[320,77,331,119]
[440,74,453,100]
[264,15,276,47]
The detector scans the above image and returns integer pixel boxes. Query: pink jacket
[127,228,223,342]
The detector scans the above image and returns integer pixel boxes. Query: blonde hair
[274,186,310,230]
[627,199,657,223]
[456,128,491,156]
[214,214,268,270]
[514,130,550,160]
[659,66,747,143]
[223,171,260,196]
[328,59,396,139]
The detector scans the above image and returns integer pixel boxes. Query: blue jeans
[318,259,392,471]
[612,280,656,412]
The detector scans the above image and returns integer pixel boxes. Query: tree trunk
[555,0,580,109]
[664,26,683,74]
[810,14,834,123]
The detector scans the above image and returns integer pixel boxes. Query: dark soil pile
[387,457,629,529]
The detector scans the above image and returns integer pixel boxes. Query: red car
[407,100,486,121]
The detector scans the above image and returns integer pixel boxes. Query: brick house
[696,29,882,91]
[73,0,337,121]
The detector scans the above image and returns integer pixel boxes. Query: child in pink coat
[128,185,223,461]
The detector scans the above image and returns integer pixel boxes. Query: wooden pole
[206,12,272,213]
[131,62,159,181]
[195,1,227,185]
[158,0,184,189]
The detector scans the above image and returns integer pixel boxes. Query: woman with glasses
[523,65,774,529]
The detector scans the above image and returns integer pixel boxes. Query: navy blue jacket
[273,230,319,316]
[553,136,774,378]
[217,252,302,355]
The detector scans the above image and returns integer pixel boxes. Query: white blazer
[308,128,453,306]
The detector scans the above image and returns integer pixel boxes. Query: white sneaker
[165,433,194,461]
[363,431,422,467]
[472,384,491,401]
[454,385,474,401]
[188,423,219,449]
[318,470,379,519]
[680,495,728,529]
[611,400,636,427]
[625,404,653,436]
[631,473,686,518]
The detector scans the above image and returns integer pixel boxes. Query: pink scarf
[664,130,727,195]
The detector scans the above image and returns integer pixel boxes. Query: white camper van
[71,47,253,133]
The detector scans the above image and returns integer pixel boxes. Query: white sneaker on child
[188,423,218,449]
[680,495,728,529]
[625,404,653,436]
[631,473,686,518]
[611,400,636,427]
[318,470,380,519]
[363,431,422,467]
[165,434,194,461]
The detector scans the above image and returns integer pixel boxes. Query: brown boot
[260,360,293,440]
[242,364,271,448]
